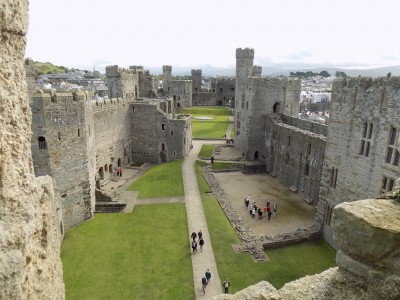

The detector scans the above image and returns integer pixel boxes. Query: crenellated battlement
[162,65,172,72]
[92,97,132,111]
[333,76,400,90]
[129,65,144,73]
[33,90,92,105]
[332,76,400,110]
[106,65,138,77]
[250,76,301,88]
[191,69,202,76]
[236,47,254,58]
[252,65,262,77]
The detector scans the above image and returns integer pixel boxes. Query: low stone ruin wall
[202,166,322,261]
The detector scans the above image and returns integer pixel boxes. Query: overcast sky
[26,0,400,72]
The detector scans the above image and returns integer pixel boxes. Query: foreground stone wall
[0,1,65,297]
[213,198,400,299]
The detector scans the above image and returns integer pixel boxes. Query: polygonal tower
[162,65,172,94]
[234,48,254,153]
[191,69,202,92]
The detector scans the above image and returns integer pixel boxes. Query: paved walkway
[183,140,223,298]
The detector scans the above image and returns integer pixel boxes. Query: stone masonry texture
[0,1,65,298]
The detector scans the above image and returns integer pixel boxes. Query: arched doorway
[177,102,181,108]
[273,102,280,113]
[254,151,259,160]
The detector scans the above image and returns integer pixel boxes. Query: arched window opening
[99,167,104,180]
[38,136,47,149]
[273,102,280,113]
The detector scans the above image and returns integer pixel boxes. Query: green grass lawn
[211,162,234,171]
[62,204,194,300]
[177,106,229,139]
[194,161,337,293]
[126,160,184,199]
[198,144,214,158]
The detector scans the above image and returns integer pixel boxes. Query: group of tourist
[191,230,205,253]
[115,167,123,177]
[244,194,278,220]
[201,269,212,294]
[191,232,232,295]
[201,271,231,295]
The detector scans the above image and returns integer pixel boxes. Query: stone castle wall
[106,65,139,98]
[31,91,95,229]
[280,114,327,135]
[0,1,65,297]
[31,91,190,228]
[130,101,191,162]
[191,69,202,92]
[210,77,236,106]
[235,76,302,160]
[93,99,134,179]
[169,80,192,108]
[319,76,400,244]
[263,114,326,204]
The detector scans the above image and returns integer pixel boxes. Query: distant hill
[266,65,400,77]
[25,59,70,76]
[151,64,400,77]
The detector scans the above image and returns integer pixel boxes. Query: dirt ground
[212,145,316,237]
[214,172,316,237]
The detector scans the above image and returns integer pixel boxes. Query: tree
[319,71,331,77]
[335,71,347,78]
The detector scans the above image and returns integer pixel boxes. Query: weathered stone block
[332,199,400,270]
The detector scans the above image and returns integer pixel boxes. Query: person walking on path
[273,204,278,217]
[198,230,203,240]
[268,209,272,220]
[199,237,204,252]
[205,269,211,284]
[223,278,231,294]
[192,240,198,253]
[202,275,207,294]
[191,231,197,241]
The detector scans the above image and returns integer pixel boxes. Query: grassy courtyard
[126,160,184,198]
[177,106,229,138]
[61,204,194,300]
[198,144,214,158]
[62,159,336,299]
[194,161,337,292]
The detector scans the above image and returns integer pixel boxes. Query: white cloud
[26,0,400,71]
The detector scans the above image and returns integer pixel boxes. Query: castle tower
[106,65,139,99]
[235,48,254,93]
[252,65,262,77]
[31,91,96,230]
[234,48,254,154]
[191,69,202,92]
[162,65,172,95]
